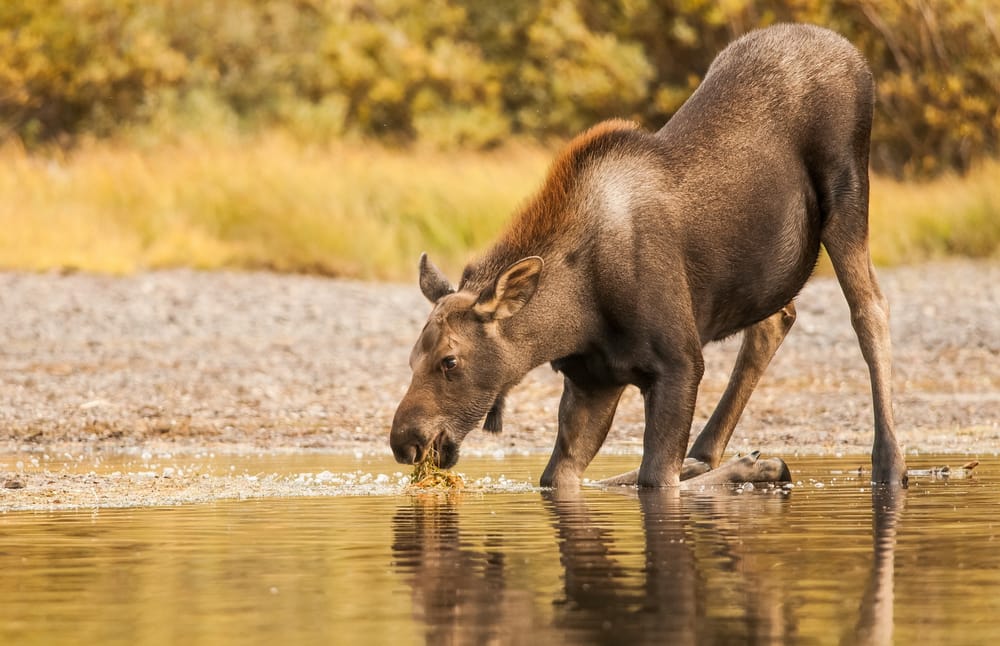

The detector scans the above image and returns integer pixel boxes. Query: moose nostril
[392,440,423,465]
[389,421,427,464]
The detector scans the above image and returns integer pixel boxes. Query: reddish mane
[500,119,640,252]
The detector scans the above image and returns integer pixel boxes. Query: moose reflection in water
[848,487,905,646]
[391,500,538,644]
[391,488,904,644]
[544,487,796,643]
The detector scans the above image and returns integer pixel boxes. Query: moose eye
[441,356,458,372]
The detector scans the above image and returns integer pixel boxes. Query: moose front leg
[637,353,705,488]
[600,452,790,487]
[540,378,625,489]
[599,458,709,486]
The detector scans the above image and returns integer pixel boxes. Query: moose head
[389,253,543,468]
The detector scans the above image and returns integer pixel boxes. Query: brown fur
[463,119,643,293]
[391,23,907,489]
[500,119,640,252]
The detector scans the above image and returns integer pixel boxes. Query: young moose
[389,23,907,488]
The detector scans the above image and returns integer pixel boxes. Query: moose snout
[391,400,460,468]
[390,404,434,464]
[390,427,426,465]
[391,399,433,464]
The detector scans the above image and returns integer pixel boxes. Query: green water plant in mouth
[409,447,465,491]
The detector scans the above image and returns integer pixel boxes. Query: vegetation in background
[1,137,996,280]
[0,136,547,278]
[869,160,1000,264]
[0,1,997,277]
[1,0,998,178]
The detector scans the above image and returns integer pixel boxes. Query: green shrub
[1,0,997,177]
[0,0,187,144]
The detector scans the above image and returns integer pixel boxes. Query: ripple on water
[2,454,1000,644]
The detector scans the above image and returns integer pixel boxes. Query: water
[2,454,999,644]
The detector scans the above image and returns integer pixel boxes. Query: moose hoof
[540,465,585,489]
[723,452,791,484]
[871,452,908,487]
[754,456,792,483]
[680,451,792,488]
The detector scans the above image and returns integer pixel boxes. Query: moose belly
[694,212,821,343]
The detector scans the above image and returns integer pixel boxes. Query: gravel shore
[1,262,998,509]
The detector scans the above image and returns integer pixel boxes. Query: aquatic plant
[408,447,465,491]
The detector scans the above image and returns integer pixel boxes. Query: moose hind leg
[540,378,625,489]
[687,303,797,470]
[822,179,907,485]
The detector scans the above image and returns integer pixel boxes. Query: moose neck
[465,120,655,376]
[495,254,595,371]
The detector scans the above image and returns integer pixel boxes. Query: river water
[2,454,999,644]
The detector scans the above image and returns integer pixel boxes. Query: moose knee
[850,297,890,338]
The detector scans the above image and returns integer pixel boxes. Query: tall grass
[869,163,1000,265]
[0,136,996,281]
[0,135,548,280]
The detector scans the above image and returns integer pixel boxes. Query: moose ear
[418,253,454,303]
[475,256,543,320]
[483,395,504,433]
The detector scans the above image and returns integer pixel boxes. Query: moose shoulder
[389,23,907,488]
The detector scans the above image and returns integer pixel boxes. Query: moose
[389,23,907,488]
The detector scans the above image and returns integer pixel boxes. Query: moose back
[389,23,907,488]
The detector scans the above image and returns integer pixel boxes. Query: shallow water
[2,454,1000,644]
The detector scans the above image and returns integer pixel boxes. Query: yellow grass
[869,162,1000,265]
[0,134,548,279]
[0,135,996,280]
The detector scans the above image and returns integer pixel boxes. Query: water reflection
[391,498,537,645]
[391,485,909,644]
[544,488,702,643]
[545,487,797,644]
[847,486,905,646]
[3,456,995,645]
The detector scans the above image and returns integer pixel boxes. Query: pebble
[0,264,996,509]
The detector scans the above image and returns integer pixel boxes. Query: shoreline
[2,261,998,510]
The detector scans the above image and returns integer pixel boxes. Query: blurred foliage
[1,0,998,176]
[1,137,996,278]
[0,136,551,278]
